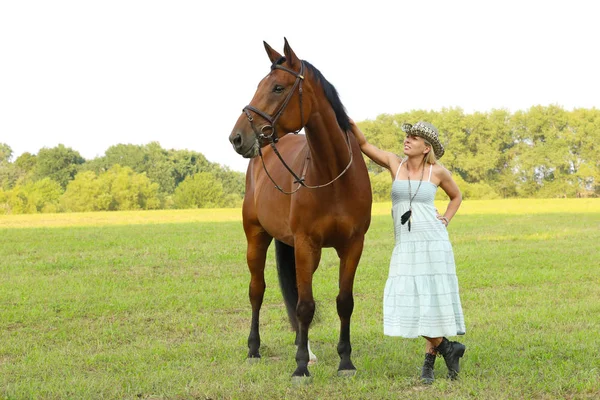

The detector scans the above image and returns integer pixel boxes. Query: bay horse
[228,38,372,381]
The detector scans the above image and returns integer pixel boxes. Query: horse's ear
[283,37,300,68]
[264,41,283,64]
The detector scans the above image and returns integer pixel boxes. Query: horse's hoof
[247,357,261,365]
[291,375,313,385]
[308,357,318,366]
[337,369,357,377]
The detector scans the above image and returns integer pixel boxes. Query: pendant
[401,209,412,225]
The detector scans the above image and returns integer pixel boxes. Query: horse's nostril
[232,133,242,149]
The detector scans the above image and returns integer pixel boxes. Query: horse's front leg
[335,235,365,376]
[245,227,273,361]
[292,237,321,380]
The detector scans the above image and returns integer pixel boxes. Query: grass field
[1,199,599,399]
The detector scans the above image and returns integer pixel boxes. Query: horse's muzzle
[229,132,258,158]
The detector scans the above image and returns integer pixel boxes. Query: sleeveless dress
[383,160,466,338]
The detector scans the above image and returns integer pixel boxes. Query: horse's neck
[304,112,351,177]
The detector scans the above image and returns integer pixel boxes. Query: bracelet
[440,216,449,226]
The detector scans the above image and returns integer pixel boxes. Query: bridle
[242,61,353,194]
[243,62,306,143]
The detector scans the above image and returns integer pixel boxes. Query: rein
[242,61,353,194]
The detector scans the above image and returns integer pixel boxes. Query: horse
[228,38,372,381]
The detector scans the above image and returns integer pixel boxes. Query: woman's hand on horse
[348,118,367,146]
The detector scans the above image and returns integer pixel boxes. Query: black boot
[420,353,436,384]
[434,337,465,380]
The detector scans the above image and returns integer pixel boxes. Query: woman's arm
[349,119,397,172]
[437,167,462,226]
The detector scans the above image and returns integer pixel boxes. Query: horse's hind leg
[335,236,365,376]
[274,241,318,366]
[292,238,321,379]
[245,227,273,360]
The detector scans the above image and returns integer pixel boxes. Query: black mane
[302,60,351,132]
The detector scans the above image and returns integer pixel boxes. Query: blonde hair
[423,140,437,165]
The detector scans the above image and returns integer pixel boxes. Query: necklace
[400,160,425,232]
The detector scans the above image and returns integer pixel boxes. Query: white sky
[1,1,599,172]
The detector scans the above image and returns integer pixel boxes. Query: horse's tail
[274,239,298,332]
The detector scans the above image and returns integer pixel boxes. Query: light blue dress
[383,161,466,338]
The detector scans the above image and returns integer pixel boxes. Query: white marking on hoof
[246,357,261,365]
[297,340,318,365]
[308,340,317,365]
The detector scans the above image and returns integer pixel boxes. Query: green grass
[1,199,599,399]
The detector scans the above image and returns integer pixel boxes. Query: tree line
[1,105,598,214]
[0,142,245,214]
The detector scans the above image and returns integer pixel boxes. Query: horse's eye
[273,85,284,94]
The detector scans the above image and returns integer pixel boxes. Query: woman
[349,119,466,383]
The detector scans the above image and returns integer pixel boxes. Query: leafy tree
[568,108,600,196]
[96,165,161,211]
[62,165,160,211]
[1,152,39,190]
[104,143,147,171]
[142,142,175,194]
[81,143,146,175]
[170,149,211,187]
[459,110,513,184]
[83,143,208,195]
[1,152,38,191]
[0,151,35,190]
[60,171,105,212]
[0,144,16,190]
[0,178,62,214]
[0,189,7,214]
[34,144,85,189]
[511,105,574,196]
[210,165,245,199]
[0,162,18,190]
[0,143,12,163]
[172,172,225,209]
[15,152,37,174]
[29,178,63,213]
[80,142,245,200]
[370,171,392,202]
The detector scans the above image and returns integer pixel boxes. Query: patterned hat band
[401,121,445,159]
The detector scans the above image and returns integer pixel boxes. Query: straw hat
[401,121,445,159]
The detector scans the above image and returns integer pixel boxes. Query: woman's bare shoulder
[431,162,452,184]
[434,163,451,175]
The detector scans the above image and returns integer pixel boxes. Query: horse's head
[229,38,311,158]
